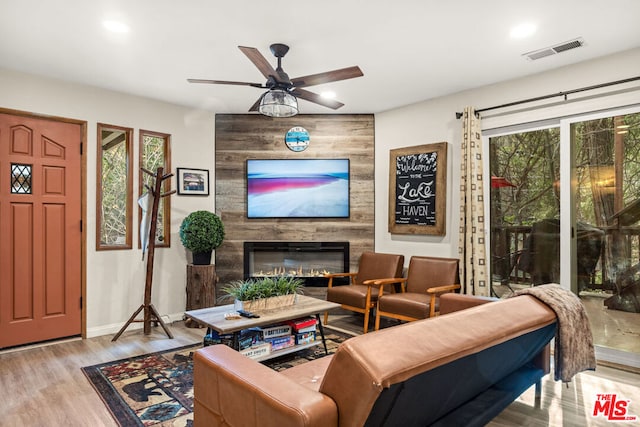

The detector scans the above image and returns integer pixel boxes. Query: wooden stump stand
[185,264,217,328]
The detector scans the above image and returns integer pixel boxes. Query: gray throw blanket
[513,284,596,382]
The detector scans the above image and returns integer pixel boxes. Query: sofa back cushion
[318,295,556,427]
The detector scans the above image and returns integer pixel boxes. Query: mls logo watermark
[593,394,637,421]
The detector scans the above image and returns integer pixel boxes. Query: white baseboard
[86,312,186,338]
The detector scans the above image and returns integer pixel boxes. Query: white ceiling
[1,0,639,115]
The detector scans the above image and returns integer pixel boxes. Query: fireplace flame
[253,267,333,278]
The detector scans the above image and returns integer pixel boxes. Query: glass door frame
[484,103,640,368]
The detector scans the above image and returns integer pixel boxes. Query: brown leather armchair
[373,256,460,330]
[324,251,404,333]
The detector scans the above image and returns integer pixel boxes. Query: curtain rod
[455,75,640,119]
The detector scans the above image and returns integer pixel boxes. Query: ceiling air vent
[523,37,585,61]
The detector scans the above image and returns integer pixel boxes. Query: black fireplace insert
[244,241,350,287]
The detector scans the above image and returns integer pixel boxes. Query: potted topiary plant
[179,210,225,265]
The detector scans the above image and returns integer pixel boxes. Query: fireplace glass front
[244,241,349,286]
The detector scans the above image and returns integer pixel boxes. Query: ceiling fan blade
[248,95,263,112]
[187,78,264,88]
[238,46,285,83]
[292,88,345,110]
[291,66,363,88]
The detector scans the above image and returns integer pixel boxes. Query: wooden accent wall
[214,114,375,291]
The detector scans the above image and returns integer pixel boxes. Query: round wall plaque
[285,126,310,152]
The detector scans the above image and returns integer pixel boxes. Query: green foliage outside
[490,128,560,226]
[490,113,640,228]
[179,210,225,253]
[573,115,640,225]
[100,136,127,245]
[490,112,640,289]
[100,133,170,246]
[142,135,167,243]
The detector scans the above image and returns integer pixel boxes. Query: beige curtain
[458,107,489,296]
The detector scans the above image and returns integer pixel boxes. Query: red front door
[0,112,82,348]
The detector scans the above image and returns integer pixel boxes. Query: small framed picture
[177,168,210,196]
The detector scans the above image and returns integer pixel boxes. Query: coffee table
[184,295,340,362]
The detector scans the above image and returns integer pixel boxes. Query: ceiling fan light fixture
[259,89,298,118]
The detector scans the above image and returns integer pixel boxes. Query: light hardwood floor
[0,322,203,427]
[488,363,640,426]
[1,318,639,426]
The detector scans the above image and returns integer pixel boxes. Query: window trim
[96,123,133,251]
[139,129,172,248]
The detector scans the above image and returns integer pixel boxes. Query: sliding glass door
[565,107,640,362]
[486,105,640,366]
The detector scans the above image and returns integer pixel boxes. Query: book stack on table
[204,317,319,359]
[259,323,293,352]
[286,317,318,345]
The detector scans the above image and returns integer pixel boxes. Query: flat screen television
[246,159,350,218]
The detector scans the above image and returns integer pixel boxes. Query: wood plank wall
[214,114,375,295]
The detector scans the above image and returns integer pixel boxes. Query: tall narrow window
[96,123,133,250]
[140,130,171,248]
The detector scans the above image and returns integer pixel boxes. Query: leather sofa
[193,293,557,426]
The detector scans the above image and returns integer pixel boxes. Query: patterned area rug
[81,330,352,427]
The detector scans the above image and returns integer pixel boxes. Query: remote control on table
[237,310,260,318]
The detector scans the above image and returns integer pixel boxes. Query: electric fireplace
[244,241,349,286]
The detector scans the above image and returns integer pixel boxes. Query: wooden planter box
[234,294,297,312]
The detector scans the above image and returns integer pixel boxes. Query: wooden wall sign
[388,142,447,235]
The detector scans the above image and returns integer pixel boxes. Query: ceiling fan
[187,43,363,117]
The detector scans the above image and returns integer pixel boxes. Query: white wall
[0,68,216,337]
[374,48,640,264]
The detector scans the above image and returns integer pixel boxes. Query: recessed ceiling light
[510,23,536,39]
[321,91,336,99]
[103,20,130,33]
